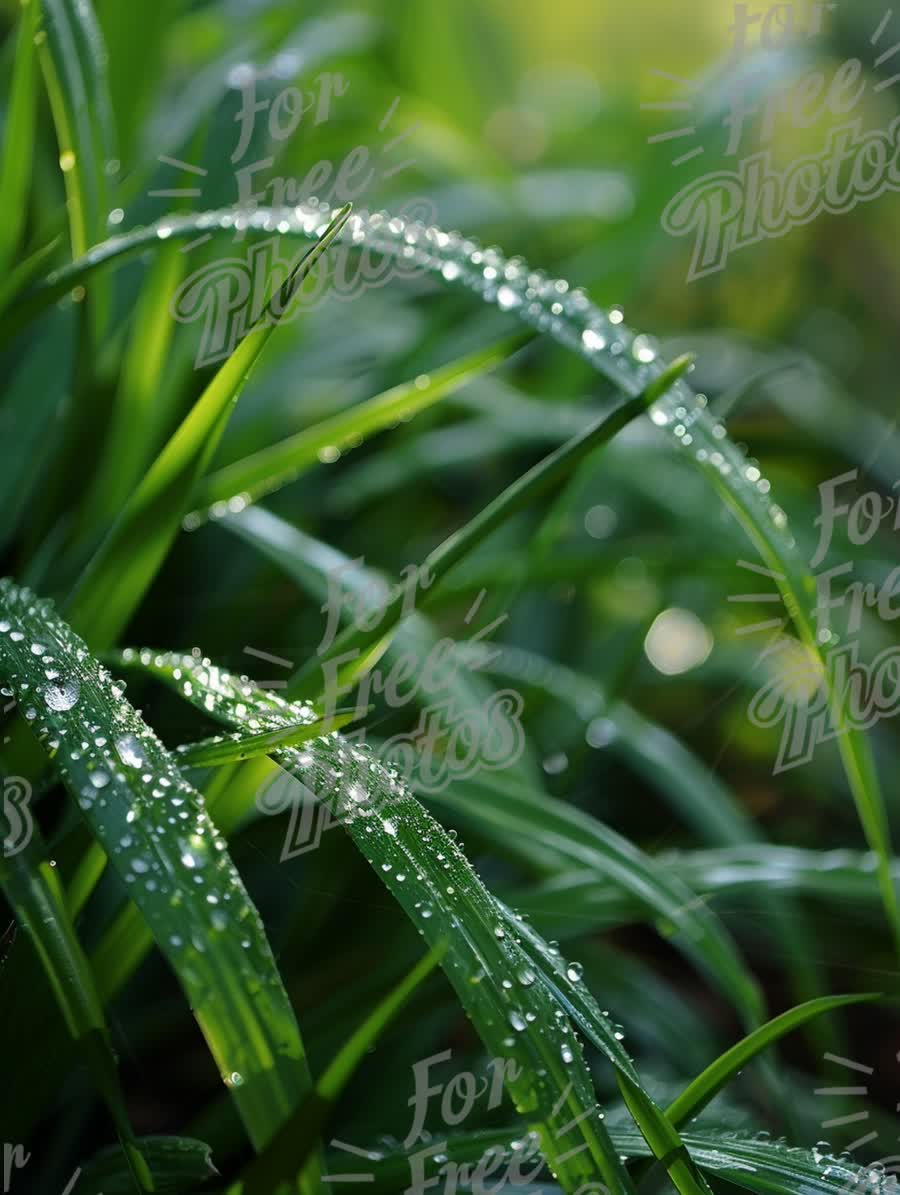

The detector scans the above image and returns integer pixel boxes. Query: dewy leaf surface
[0,579,313,1156]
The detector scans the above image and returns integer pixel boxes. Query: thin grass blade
[191,334,531,519]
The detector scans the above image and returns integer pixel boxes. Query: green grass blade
[175,708,361,768]
[0,580,315,1157]
[667,845,900,910]
[433,774,764,1029]
[79,1136,216,1195]
[88,762,280,1008]
[35,0,116,343]
[0,233,61,318]
[219,508,540,789]
[191,334,531,519]
[66,203,351,649]
[609,1127,893,1195]
[665,993,880,1129]
[76,243,185,538]
[510,845,900,938]
[36,0,115,255]
[492,901,715,1195]
[0,0,39,273]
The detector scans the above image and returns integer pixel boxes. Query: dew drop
[582,328,607,352]
[116,735,146,768]
[44,679,80,711]
[497,285,521,311]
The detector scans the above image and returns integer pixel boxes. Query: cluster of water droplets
[607,1125,900,1193]
[693,1129,900,1195]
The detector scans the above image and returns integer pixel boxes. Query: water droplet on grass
[44,680,80,711]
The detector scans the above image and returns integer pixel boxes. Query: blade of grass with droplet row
[66,203,351,650]
[99,654,641,1195]
[114,647,722,1195]
[612,1127,894,1195]
[191,333,532,520]
[0,580,316,1168]
[326,1122,893,1195]
[175,707,361,768]
[21,203,894,958]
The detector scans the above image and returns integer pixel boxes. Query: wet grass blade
[66,203,351,649]
[191,334,531,519]
[115,647,721,1195]
[175,707,362,768]
[609,1127,893,1195]
[79,1136,216,1195]
[0,580,315,1160]
[343,1124,894,1195]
